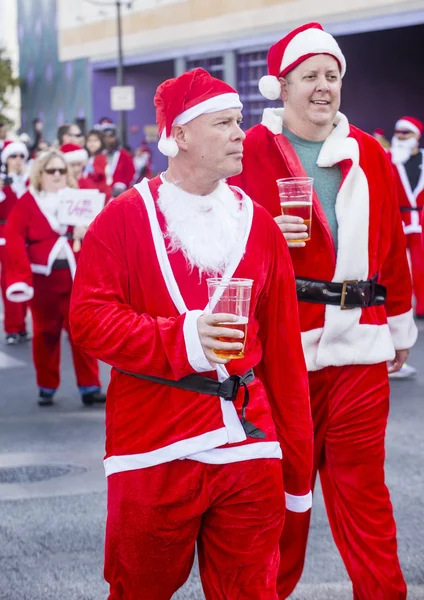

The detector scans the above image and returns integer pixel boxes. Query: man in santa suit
[0,140,30,344]
[230,22,417,600]
[390,116,424,320]
[97,119,135,197]
[70,68,314,599]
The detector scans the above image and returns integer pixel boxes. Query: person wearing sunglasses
[3,149,105,407]
[0,140,30,344]
[97,119,135,197]
[390,117,424,329]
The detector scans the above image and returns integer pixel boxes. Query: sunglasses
[395,130,413,135]
[9,154,26,159]
[69,132,83,137]
[44,167,67,175]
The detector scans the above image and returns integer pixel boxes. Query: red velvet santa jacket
[4,188,77,302]
[69,175,314,511]
[82,154,112,201]
[0,185,18,246]
[392,149,424,235]
[230,109,417,371]
[108,148,136,188]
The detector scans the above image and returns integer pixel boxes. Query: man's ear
[172,125,188,151]
[279,77,289,102]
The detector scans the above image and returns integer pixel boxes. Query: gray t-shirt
[283,127,341,250]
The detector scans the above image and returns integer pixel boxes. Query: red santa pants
[0,247,27,334]
[406,232,424,316]
[105,458,285,600]
[277,363,406,600]
[31,270,101,390]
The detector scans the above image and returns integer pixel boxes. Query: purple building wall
[339,24,424,137]
[92,60,174,174]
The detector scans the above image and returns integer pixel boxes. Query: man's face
[281,54,342,130]
[7,154,26,175]
[69,161,84,180]
[394,128,419,143]
[63,125,84,145]
[178,108,245,180]
[103,129,118,151]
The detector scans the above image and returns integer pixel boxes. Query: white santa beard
[157,180,244,276]
[391,136,419,164]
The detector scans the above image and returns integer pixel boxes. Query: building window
[186,55,224,80]
[237,50,275,130]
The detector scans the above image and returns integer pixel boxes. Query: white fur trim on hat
[1,141,29,164]
[281,28,346,78]
[158,132,179,158]
[62,148,89,163]
[258,75,281,101]
[395,119,421,136]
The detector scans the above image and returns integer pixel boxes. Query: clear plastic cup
[278,177,313,243]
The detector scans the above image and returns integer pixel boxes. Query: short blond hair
[30,149,77,192]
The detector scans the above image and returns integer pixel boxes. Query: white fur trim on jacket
[262,108,413,370]
[285,491,313,513]
[6,281,34,303]
[395,150,424,235]
[183,309,214,373]
[387,309,418,350]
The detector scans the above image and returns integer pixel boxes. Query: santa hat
[259,22,347,101]
[373,128,385,136]
[394,116,424,136]
[95,118,116,132]
[60,143,88,163]
[154,68,243,157]
[1,140,29,164]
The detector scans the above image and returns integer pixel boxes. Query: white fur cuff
[387,309,418,350]
[183,310,214,373]
[6,282,34,303]
[285,491,312,513]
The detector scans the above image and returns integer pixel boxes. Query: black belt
[400,206,422,212]
[51,259,70,270]
[296,275,386,309]
[114,367,265,439]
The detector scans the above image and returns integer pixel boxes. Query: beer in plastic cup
[277,177,313,243]
[206,278,253,359]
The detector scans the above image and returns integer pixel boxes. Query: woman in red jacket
[4,149,105,407]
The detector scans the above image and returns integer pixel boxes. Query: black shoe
[5,333,20,345]
[416,314,424,320]
[38,390,55,407]
[81,390,106,406]
[18,332,31,343]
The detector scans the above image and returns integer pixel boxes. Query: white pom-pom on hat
[258,75,281,101]
[158,133,179,158]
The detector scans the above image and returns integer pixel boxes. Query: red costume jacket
[230,109,417,371]
[69,175,314,511]
[108,148,136,189]
[0,185,18,246]
[4,188,78,302]
[392,149,424,235]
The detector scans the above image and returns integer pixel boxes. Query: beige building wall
[58,0,424,62]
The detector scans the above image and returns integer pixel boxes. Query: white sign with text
[58,188,106,227]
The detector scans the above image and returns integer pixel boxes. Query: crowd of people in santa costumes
[390,116,424,320]
[69,68,314,599]
[4,148,106,407]
[0,139,31,344]
[230,22,417,600]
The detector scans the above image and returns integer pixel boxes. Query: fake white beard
[157,180,244,277]
[391,136,419,164]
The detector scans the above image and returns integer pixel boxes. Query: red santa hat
[394,116,424,137]
[259,22,347,101]
[1,140,29,164]
[154,68,243,158]
[94,118,117,132]
[60,143,88,163]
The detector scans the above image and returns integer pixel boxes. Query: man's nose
[315,75,330,91]
[233,123,246,141]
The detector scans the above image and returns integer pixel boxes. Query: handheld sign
[58,188,106,227]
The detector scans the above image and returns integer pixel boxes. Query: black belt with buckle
[51,259,70,270]
[114,367,265,439]
[296,275,386,310]
[400,206,422,212]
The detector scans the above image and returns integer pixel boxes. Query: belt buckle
[340,280,358,310]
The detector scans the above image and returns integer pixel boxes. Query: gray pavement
[0,319,423,600]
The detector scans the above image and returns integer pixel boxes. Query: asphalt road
[0,318,423,600]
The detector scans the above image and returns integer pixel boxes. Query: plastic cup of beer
[206,278,253,360]
[277,177,313,243]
